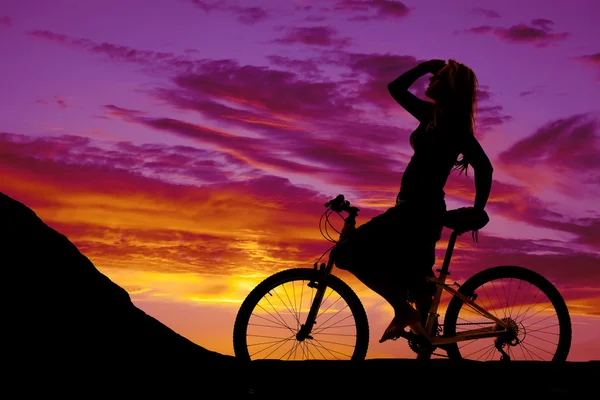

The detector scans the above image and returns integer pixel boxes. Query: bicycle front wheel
[443,266,572,361]
[233,268,369,361]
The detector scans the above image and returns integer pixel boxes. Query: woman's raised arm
[388,60,442,122]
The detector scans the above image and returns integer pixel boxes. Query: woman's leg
[348,267,421,342]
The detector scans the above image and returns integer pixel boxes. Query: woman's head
[425,59,478,115]
[425,59,479,174]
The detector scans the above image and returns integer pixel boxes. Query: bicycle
[233,194,572,362]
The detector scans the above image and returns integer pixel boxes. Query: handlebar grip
[324,194,345,208]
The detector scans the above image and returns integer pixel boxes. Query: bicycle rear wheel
[233,268,369,361]
[443,266,572,361]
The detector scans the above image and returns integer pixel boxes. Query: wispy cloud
[574,53,600,79]
[460,18,570,48]
[273,26,352,47]
[471,7,501,19]
[189,0,271,25]
[332,0,411,21]
[36,96,69,110]
[496,113,600,222]
[498,113,599,178]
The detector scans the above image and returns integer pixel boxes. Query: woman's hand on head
[422,59,446,74]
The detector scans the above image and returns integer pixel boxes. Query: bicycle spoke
[308,339,328,359]
[519,304,553,324]
[464,343,494,360]
[251,311,293,331]
[526,323,560,334]
[508,279,523,317]
[240,271,362,361]
[283,340,301,361]
[248,322,293,330]
[447,272,565,362]
[527,332,558,346]
[310,338,352,359]
[262,335,297,359]
[313,304,350,332]
[249,334,296,358]
[312,318,357,335]
[255,303,295,334]
[519,342,547,360]
[316,290,343,319]
[292,280,298,330]
[490,279,506,320]
[278,283,300,326]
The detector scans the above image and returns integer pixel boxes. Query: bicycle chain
[409,321,496,357]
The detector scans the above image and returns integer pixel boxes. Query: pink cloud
[476,105,512,131]
[333,0,411,21]
[574,53,600,79]
[273,26,352,47]
[55,96,68,109]
[472,7,501,19]
[498,114,599,171]
[190,0,215,12]
[103,104,147,117]
[235,6,270,25]
[518,85,546,97]
[119,111,412,193]
[27,30,198,71]
[496,113,599,203]
[462,19,570,48]
[0,131,241,187]
[189,1,271,25]
[169,59,357,120]
[34,96,70,109]
[266,55,323,76]
[575,53,600,66]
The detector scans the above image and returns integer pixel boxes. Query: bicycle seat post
[438,230,458,276]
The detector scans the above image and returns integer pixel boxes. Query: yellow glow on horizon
[187,297,243,304]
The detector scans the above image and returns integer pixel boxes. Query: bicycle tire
[443,265,572,361]
[233,268,370,361]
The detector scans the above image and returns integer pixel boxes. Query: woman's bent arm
[388,62,432,122]
[463,136,493,210]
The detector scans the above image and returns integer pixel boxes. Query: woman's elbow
[387,83,397,97]
[474,162,493,176]
[483,165,494,178]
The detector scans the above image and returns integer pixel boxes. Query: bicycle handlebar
[324,194,359,214]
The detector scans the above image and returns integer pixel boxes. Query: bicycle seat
[443,207,489,234]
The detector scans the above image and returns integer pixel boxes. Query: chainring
[408,320,440,355]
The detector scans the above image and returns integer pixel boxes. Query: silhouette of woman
[335,59,493,344]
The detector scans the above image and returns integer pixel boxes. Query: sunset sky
[1,0,599,361]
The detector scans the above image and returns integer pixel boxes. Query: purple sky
[1,0,599,360]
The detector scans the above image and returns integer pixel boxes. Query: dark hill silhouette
[1,192,597,397]
[0,192,248,396]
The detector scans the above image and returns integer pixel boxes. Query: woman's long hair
[436,59,479,175]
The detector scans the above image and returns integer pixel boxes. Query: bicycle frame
[424,232,511,346]
[298,208,512,346]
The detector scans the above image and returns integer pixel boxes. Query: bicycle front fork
[296,261,330,341]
